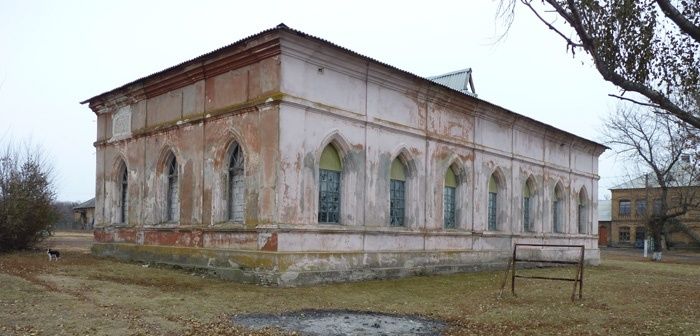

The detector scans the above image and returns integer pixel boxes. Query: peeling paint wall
[93,35,282,242]
[88,28,605,285]
[275,32,603,254]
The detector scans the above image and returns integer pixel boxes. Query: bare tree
[603,106,700,260]
[499,0,700,129]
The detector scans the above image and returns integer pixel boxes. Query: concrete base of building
[92,242,600,286]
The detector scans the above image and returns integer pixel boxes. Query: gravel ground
[232,310,445,336]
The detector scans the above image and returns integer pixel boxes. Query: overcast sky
[0,0,627,202]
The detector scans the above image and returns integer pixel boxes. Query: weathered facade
[83,25,607,285]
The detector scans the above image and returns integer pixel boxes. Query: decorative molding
[86,39,282,114]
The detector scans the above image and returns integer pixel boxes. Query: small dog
[47,249,60,261]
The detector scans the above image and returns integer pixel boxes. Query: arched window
[318,144,342,223]
[523,179,533,232]
[166,154,179,222]
[552,184,564,233]
[443,166,457,229]
[488,174,499,231]
[577,189,588,234]
[227,144,245,223]
[119,163,128,224]
[389,158,406,227]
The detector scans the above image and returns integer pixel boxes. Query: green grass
[0,250,698,335]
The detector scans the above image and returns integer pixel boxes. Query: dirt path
[601,247,700,265]
[41,230,93,253]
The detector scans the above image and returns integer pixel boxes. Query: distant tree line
[52,201,82,230]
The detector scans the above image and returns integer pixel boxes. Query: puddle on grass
[232,309,445,336]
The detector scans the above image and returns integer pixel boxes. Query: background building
[72,198,95,230]
[610,174,700,249]
[83,24,607,285]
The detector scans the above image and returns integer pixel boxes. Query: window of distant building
[619,226,630,242]
[635,226,646,243]
[653,199,663,215]
[618,200,631,217]
[636,199,647,217]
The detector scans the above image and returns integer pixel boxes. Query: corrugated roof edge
[73,197,95,210]
[80,23,609,151]
[427,68,472,80]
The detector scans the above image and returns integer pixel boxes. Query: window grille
[227,145,245,222]
[120,166,128,223]
[166,156,179,222]
[318,169,341,223]
[443,186,456,229]
[488,192,497,230]
[390,179,405,226]
[523,196,531,231]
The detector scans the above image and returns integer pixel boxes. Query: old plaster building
[83,24,607,285]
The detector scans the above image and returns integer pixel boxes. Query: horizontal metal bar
[514,259,580,265]
[514,244,584,248]
[514,275,578,282]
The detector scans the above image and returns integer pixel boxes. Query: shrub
[0,145,57,252]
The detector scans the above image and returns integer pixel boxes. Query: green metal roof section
[427,68,476,97]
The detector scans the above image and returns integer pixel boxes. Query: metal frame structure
[499,244,585,301]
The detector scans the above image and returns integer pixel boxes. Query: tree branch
[656,0,700,42]
[608,94,662,108]
[520,1,583,49]
[535,0,700,129]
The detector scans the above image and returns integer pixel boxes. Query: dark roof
[81,23,608,150]
[73,198,95,210]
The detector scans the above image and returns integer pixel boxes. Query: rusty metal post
[511,244,517,296]
[578,246,585,299]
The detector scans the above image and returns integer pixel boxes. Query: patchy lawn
[0,241,698,335]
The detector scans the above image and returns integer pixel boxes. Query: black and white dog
[47,249,60,261]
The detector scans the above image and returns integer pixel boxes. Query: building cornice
[83,36,282,114]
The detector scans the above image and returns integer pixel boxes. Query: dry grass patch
[0,249,699,335]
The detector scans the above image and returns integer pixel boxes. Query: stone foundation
[92,236,600,286]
